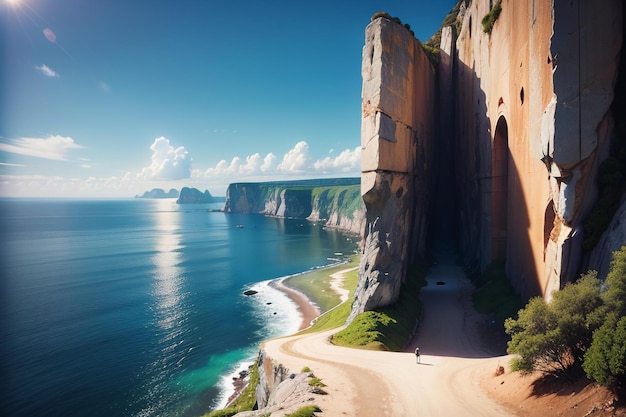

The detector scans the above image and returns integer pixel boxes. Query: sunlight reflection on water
[137,200,191,416]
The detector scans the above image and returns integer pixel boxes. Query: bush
[284,406,322,417]
[505,246,626,388]
[482,0,502,34]
[583,246,626,388]
[584,313,626,387]
[505,273,603,379]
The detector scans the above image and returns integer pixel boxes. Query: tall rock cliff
[349,16,436,321]
[452,0,623,299]
[351,0,624,319]
[223,178,365,235]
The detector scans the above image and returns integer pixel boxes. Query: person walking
[415,347,420,364]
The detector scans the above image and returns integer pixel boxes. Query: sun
[5,0,21,5]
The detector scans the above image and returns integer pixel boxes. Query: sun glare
[6,0,21,5]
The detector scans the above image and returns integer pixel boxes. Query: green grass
[331,264,429,351]
[284,405,321,417]
[482,0,502,34]
[284,255,359,313]
[202,361,260,417]
[472,261,523,322]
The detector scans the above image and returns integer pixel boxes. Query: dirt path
[263,249,517,416]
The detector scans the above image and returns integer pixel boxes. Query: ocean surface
[0,198,358,417]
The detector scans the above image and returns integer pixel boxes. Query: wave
[211,278,301,410]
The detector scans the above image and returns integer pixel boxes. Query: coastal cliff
[350,0,625,318]
[349,16,436,321]
[223,178,365,235]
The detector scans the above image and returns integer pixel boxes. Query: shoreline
[218,261,357,411]
[269,278,321,330]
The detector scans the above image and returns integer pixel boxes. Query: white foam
[212,278,302,410]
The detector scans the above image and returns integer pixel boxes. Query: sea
[0,198,358,417]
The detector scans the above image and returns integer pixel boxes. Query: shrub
[482,0,502,34]
[308,376,326,388]
[285,406,321,417]
[583,246,626,388]
[505,273,603,379]
[584,313,626,387]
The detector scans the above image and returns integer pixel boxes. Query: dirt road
[263,251,516,416]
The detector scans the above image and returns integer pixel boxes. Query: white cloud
[139,136,191,180]
[313,146,361,173]
[261,153,277,172]
[35,64,59,78]
[276,141,311,173]
[193,141,360,180]
[0,135,82,160]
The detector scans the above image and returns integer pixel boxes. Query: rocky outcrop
[229,350,322,417]
[349,16,436,321]
[135,188,179,198]
[176,187,224,204]
[223,178,365,235]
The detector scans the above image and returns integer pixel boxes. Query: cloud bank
[192,140,361,179]
[0,137,361,198]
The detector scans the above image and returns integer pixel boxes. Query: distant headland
[134,187,226,204]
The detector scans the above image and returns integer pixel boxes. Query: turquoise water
[0,198,357,417]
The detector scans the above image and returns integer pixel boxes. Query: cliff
[350,0,625,318]
[349,16,437,321]
[223,178,365,235]
[176,187,225,204]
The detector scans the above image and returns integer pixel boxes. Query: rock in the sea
[243,290,258,296]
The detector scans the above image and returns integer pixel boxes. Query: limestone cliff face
[349,17,436,321]
[223,179,365,235]
[351,0,624,318]
[452,0,623,299]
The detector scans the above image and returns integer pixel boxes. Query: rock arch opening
[491,116,509,261]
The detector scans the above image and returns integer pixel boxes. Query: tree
[505,273,603,379]
[584,313,626,387]
[583,246,626,388]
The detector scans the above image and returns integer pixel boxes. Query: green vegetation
[370,11,414,37]
[298,267,359,334]
[424,0,464,50]
[284,405,322,417]
[202,361,260,417]
[583,246,626,387]
[308,376,326,388]
[284,255,359,313]
[331,264,428,351]
[472,261,524,323]
[505,246,626,389]
[482,0,502,34]
[311,185,363,222]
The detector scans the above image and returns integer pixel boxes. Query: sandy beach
[269,279,321,330]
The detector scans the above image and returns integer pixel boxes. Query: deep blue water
[0,199,357,417]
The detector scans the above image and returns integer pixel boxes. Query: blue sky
[1,0,456,197]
